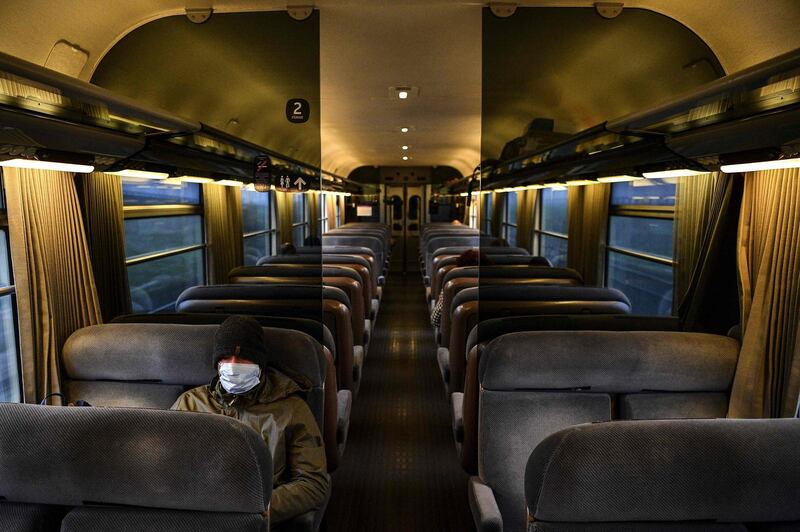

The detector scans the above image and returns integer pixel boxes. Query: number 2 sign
[286,99,310,124]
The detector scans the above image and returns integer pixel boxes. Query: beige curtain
[567,183,611,286]
[326,194,336,230]
[674,173,721,309]
[729,168,800,418]
[275,191,293,245]
[516,189,538,251]
[4,168,102,404]
[77,172,131,321]
[307,193,319,237]
[203,184,243,284]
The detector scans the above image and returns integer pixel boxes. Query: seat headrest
[112,313,336,360]
[62,323,325,387]
[0,403,272,512]
[466,314,680,353]
[444,266,582,285]
[452,285,630,309]
[479,330,738,392]
[176,284,349,310]
[229,265,360,283]
[430,246,529,258]
[526,419,800,524]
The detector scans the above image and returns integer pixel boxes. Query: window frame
[468,193,478,229]
[291,192,310,245]
[500,192,518,243]
[533,189,570,251]
[242,189,277,260]
[122,180,207,313]
[0,173,22,402]
[318,192,329,235]
[605,188,677,314]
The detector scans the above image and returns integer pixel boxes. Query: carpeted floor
[324,268,474,531]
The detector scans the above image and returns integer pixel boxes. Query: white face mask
[218,362,261,394]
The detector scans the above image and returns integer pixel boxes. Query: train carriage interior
[0,1,799,531]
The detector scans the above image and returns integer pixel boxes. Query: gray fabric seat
[0,403,272,532]
[423,238,510,281]
[470,330,740,532]
[62,322,349,474]
[175,284,361,393]
[456,315,681,473]
[0,502,67,532]
[525,419,800,531]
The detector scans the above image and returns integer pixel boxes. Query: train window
[481,193,493,235]
[534,188,569,267]
[122,178,206,313]
[292,193,309,246]
[606,179,676,315]
[319,193,330,234]
[242,189,276,265]
[0,176,21,402]
[501,192,518,245]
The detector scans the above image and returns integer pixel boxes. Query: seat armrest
[468,477,503,532]
[278,510,315,532]
[424,275,431,287]
[378,275,386,286]
[337,389,352,454]
[451,392,464,443]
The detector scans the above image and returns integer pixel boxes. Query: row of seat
[0,222,392,531]
[419,222,800,531]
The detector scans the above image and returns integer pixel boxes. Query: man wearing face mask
[171,315,330,527]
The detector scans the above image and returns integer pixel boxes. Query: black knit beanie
[213,315,269,369]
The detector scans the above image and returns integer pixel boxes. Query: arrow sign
[294,177,306,191]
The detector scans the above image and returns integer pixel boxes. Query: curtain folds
[4,168,102,404]
[77,172,130,321]
[567,183,610,286]
[203,184,243,284]
[516,189,538,251]
[275,191,293,245]
[729,168,800,418]
[674,173,722,309]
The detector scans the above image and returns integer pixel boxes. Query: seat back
[423,237,509,278]
[0,503,66,532]
[0,403,271,529]
[230,265,366,346]
[258,253,377,294]
[62,323,326,429]
[432,256,552,298]
[525,419,800,530]
[322,235,385,271]
[105,315,342,471]
[459,315,681,473]
[438,267,584,349]
[478,331,739,532]
[176,284,356,391]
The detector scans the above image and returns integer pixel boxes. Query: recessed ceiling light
[0,158,95,174]
[401,145,409,150]
[400,127,409,133]
[642,169,710,179]
[402,156,409,161]
[720,157,800,173]
[107,169,169,180]
[398,91,408,99]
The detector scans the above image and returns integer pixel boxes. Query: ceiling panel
[319,4,482,177]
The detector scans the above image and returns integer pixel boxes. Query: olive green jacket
[171,369,330,525]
